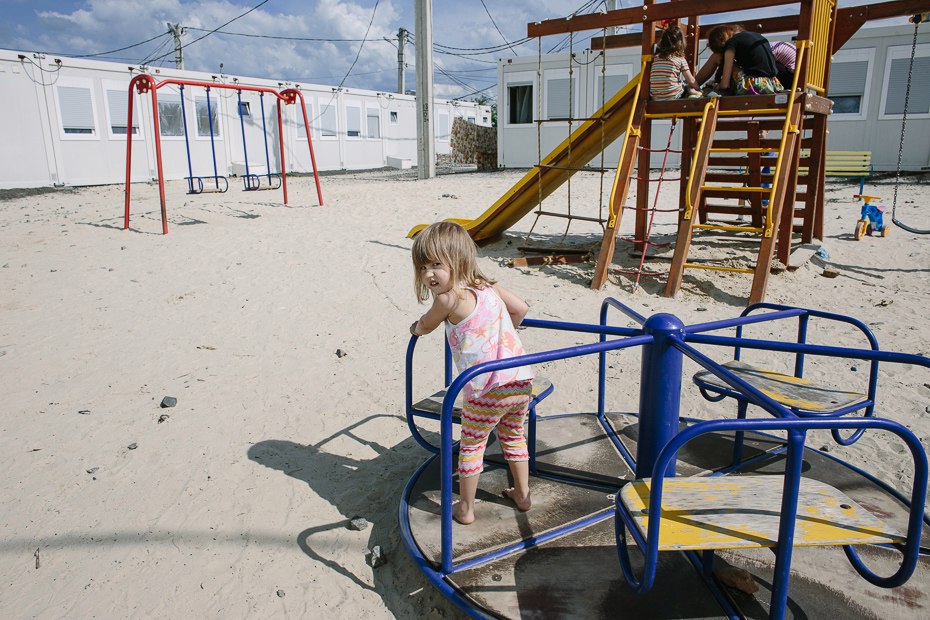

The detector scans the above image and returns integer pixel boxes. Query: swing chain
[891,22,919,216]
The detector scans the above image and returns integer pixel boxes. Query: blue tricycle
[853,193,891,240]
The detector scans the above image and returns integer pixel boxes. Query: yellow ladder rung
[694,224,765,233]
[700,186,771,193]
[709,148,775,154]
[683,263,755,274]
[644,111,705,119]
[717,108,787,116]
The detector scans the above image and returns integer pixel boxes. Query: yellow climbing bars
[807,0,837,92]
[684,98,718,220]
[763,39,810,237]
[606,56,650,229]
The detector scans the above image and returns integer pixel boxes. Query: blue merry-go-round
[400,299,929,619]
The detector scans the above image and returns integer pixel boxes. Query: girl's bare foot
[452,501,475,525]
[502,487,531,511]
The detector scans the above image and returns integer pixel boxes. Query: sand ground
[1,169,928,618]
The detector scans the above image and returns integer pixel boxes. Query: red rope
[639,146,686,154]
[629,118,678,291]
[632,175,682,182]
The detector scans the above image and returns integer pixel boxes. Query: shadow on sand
[247,414,458,617]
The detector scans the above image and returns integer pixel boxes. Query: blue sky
[0,1,900,101]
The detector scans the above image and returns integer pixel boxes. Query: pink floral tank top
[445,286,534,395]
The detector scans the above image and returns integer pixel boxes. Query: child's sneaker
[706,91,721,98]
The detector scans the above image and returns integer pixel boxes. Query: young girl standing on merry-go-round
[410,221,535,525]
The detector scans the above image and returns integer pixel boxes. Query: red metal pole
[148,82,168,234]
[277,98,288,205]
[124,76,140,229]
[296,91,324,206]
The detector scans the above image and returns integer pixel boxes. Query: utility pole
[166,23,185,70]
[606,1,619,36]
[414,0,435,179]
[397,28,407,94]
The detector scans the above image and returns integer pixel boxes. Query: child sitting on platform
[696,25,783,96]
[410,222,535,525]
[650,24,702,100]
[771,40,798,90]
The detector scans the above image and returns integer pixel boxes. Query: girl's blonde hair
[411,221,494,303]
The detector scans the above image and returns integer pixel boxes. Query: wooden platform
[694,360,866,412]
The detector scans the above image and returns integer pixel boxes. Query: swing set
[123,74,324,234]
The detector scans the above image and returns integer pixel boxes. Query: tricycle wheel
[854,220,868,240]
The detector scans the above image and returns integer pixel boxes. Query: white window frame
[435,108,450,140]
[389,109,399,124]
[365,105,381,139]
[879,43,930,120]
[544,67,580,121]
[295,97,313,141]
[54,77,100,141]
[504,70,536,127]
[194,92,223,141]
[828,48,874,122]
[345,102,362,139]
[593,63,634,108]
[156,87,186,140]
[319,100,338,140]
[102,79,143,140]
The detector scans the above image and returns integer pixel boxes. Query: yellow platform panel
[693,360,865,412]
[620,475,903,552]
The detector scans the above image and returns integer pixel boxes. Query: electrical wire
[143,0,272,65]
[185,27,382,43]
[478,0,519,56]
[68,31,173,59]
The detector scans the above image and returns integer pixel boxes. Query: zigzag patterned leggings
[458,380,533,478]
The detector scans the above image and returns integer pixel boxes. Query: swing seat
[243,173,283,191]
[187,176,229,195]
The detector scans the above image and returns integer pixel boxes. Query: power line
[144,0,272,65]
[185,27,384,43]
[333,0,381,92]
[53,31,172,59]
[478,0,518,56]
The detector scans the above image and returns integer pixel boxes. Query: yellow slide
[407,72,642,242]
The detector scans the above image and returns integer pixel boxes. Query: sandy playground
[1,168,929,617]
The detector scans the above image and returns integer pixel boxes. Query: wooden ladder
[590,79,649,290]
[665,96,805,305]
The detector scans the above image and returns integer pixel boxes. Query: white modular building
[497,24,930,172]
[0,48,492,189]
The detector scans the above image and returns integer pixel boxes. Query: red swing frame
[123,74,324,234]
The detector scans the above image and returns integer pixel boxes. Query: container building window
[436,112,449,139]
[546,77,575,120]
[321,104,338,137]
[57,85,97,136]
[195,96,221,138]
[346,105,361,137]
[366,108,381,139]
[883,50,930,116]
[828,60,869,115]
[106,89,140,136]
[508,83,533,124]
[158,95,185,137]
[296,102,312,140]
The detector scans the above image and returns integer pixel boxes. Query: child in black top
[696,25,783,96]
